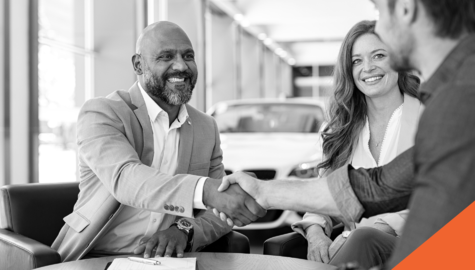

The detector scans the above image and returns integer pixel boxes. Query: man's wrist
[256,180,269,209]
[202,178,220,208]
[170,222,194,252]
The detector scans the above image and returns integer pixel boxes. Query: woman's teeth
[168,77,185,83]
[363,76,383,83]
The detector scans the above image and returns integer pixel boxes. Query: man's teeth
[168,77,185,83]
[363,76,383,82]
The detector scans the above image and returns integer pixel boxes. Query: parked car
[208,98,327,230]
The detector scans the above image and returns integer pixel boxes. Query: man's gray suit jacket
[52,82,231,261]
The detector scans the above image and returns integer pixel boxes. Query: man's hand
[211,172,268,226]
[217,172,267,208]
[306,225,333,263]
[133,226,187,258]
[203,177,266,227]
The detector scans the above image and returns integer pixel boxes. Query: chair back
[0,182,79,246]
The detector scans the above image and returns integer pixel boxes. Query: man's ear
[397,0,418,25]
[132,54,143,75]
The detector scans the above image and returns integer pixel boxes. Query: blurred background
[0,0,378,252]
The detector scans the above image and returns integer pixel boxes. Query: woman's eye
[185,54,195,60]
[374,53,385,59]
[352,59,361,65]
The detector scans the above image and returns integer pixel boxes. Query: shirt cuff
[327,165,365,223]
[192,177,208,210]
[291,213,333,237]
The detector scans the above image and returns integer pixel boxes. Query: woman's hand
[133,226,188,258]
[305,225,333,263]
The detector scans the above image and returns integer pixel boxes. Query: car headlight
[288,160,321,178]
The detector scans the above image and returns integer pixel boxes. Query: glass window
[38,0,92,183]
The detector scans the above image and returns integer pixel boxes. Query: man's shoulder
[82,89,135,113]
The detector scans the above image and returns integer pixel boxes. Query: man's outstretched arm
[343,147,414,218]
[217,147,415,224]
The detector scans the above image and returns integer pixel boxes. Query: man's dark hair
[388,0,475,39]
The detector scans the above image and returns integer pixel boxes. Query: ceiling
[213,0,378,66]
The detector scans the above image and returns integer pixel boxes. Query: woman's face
[351,33,399,99]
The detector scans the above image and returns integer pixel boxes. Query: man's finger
[154,241,167,258]
[226,217,234,226]
[144,238,158,258]
[133,244,145,254]
[163,241,176,257]
[233,218,244,227]
[175,242,185,258]
[219,212,227,222]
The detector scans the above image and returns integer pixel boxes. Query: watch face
[178,219,193,230]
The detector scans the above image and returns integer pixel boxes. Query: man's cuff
[192,177,208,209]
[327,165,364,223]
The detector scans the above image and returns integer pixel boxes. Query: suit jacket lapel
[176,107,194,174]
[129,82,154,166]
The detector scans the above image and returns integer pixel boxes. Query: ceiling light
[233,14,244,22]
[240,19,250,28]
[264,38,273,45]
[288,58,296,65]
[258,33,267,40]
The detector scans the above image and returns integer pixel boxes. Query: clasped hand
[208,172,269,227]
[203,173,267,227]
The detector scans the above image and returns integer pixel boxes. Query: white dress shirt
[93,83,207,252]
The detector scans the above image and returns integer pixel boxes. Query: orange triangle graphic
[394,201,475,269]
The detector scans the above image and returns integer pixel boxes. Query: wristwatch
[171,218,194,252]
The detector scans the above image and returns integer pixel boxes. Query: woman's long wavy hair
[317,20,420,174]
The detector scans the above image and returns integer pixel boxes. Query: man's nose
[171,55,187,71]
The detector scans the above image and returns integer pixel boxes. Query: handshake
[202,172,269,227]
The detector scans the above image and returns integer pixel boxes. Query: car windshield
[212,103,324,133]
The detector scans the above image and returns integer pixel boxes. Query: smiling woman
[291,20,423,268]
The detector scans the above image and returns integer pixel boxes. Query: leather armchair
[263,223,344,259]
[0,182,250,270]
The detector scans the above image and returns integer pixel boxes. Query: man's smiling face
[139,23,198,106]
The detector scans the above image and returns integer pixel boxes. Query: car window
[212,103,324,133]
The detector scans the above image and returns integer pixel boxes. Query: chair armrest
[200,231,250,254]
[0,229,61,270]
[263,232,307,259]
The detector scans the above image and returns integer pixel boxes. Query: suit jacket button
[179,207,184,213]
[164,204,169,210]
[174,206,180,211]
[169,204,174,211]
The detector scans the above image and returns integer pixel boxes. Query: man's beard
[144,69,196,106]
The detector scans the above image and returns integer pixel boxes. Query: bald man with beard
[52,21,265,262]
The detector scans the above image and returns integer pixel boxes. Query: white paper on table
[108,257,196,270]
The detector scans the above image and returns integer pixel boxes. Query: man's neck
[154,98,180,127]
[412,34,466,80]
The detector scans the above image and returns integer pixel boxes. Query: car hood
[220,133,322,169]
